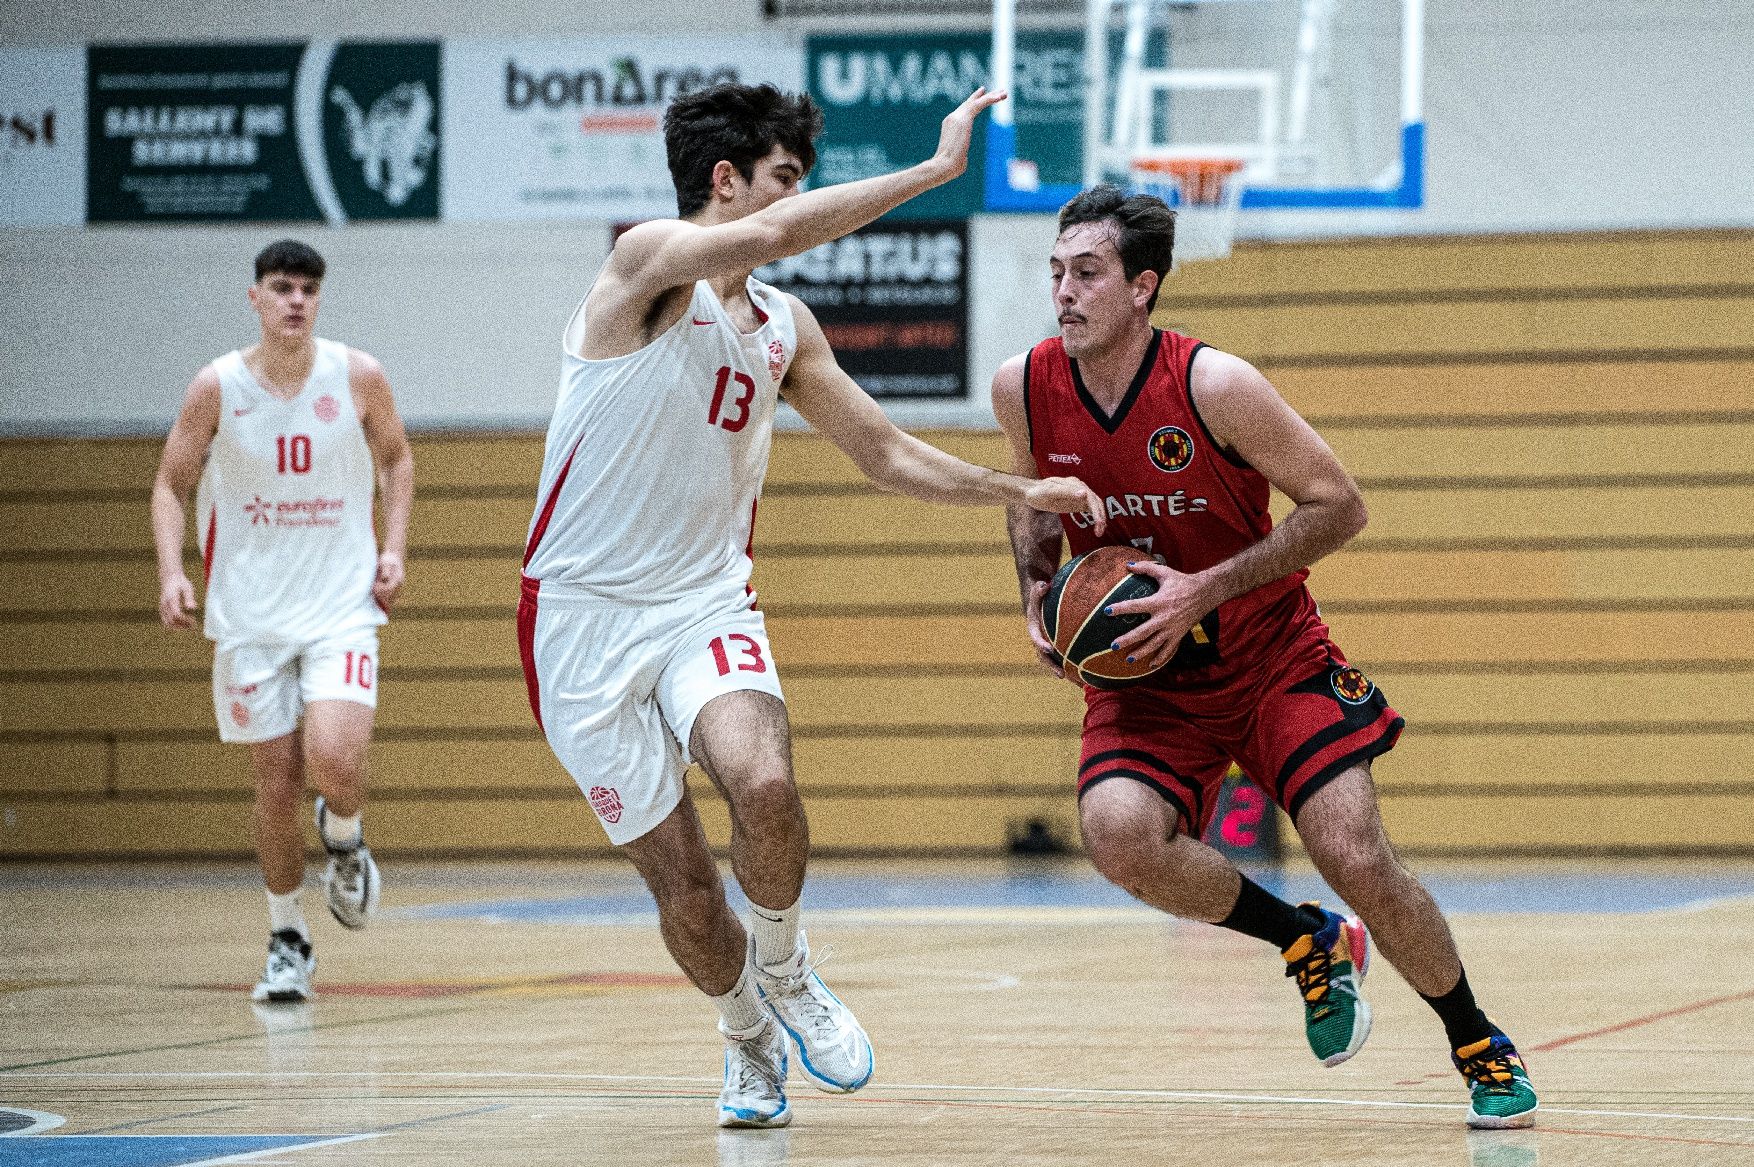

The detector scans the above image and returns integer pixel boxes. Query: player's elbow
[1338,488,1368,540]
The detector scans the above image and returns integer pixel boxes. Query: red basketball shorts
[1077,608,1403,836]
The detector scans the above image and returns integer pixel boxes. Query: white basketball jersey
[523,278,795,607]
[196,338,384,649]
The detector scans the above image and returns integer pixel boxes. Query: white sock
[712,954,766,1037]
[749,898,801,972]
[267,888,309,942]
[319,808,363,850]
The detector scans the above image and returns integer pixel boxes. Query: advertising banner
[758,219,968,400]
[443,38,802,222]
[0,46,85,226]
[806,31,1085,220]
[87,41,440,223]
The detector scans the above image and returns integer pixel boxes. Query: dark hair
[664,83,823,219]
[1057,184,1176,309]
[254,239,325,282]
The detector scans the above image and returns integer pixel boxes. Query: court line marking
[80,1104,244,1135]
[177,1132,381,1166]
[0,1107,65,1136]
[0,1003,476,1073]
[5,1070,1750,1126]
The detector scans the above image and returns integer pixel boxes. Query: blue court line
[0,1135,332,1167]
[398,865,1754,926]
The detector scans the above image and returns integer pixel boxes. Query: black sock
[1217,875,1326,950]
[1419,968,1495,1049]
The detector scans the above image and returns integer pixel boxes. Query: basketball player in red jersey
[991,186,1537,1129]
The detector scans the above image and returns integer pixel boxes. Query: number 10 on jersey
[276,434,312,474]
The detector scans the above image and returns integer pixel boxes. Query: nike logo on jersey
[691,316,714,326]
[233,407,255,417]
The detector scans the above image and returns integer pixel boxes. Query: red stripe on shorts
[517,573,544,733]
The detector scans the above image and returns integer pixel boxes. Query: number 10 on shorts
[708,634,766,676]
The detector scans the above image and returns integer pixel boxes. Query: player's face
[248,272,321,343]
[1050,223,1149,359]
[727,145,806,217]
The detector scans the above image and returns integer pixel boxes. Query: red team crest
[313,393,341,423]
[1147,425,1195,473]
[588,785,624,823]
[767,340,786,384]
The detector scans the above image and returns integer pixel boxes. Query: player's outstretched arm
[782,301,1105,525]
[351,350,414,613]
[1107,349,1368,666]
[614,88,1007,295]
[150,367,221,631]
[992,354,1071,679]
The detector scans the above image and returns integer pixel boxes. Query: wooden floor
[4,857,1754,1166]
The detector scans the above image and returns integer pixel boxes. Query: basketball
[1041,546,1164,689]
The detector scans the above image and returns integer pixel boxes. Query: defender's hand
[1021,475,1107,536]
[1106,559,1213,668]
[1024,579,1068,680]
[373,553,405,613]
[159,573,197,631]
[928,87,1008,182]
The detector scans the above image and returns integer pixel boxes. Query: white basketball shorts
[213,628,381,744]
[518,578,786,845]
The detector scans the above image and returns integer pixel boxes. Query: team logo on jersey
[1147,426,1195,473]
[1048,452,1082,465]
[245,496,272,526]
[314,394,341,424]
[1330,666,1376,705]
[588,785,624,824]
[767,339,787,384]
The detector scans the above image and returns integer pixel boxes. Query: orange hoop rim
[1129,157,1247,178]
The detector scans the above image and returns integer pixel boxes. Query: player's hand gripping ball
[1042,545,1166,689]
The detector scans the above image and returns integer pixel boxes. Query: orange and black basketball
[1041,545,1164,689]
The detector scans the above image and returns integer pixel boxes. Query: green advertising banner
[87,41,439,223]
[806,31,1084,220]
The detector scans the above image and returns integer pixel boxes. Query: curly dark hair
[1058,184,1176,309]
[254,239,325,282]
[664,83,823,219]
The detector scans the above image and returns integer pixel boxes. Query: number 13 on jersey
[707,366,755,433]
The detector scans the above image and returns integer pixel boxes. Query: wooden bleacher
[3,228,1752,857]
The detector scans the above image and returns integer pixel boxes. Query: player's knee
[305,739,366,788]
[1082,816,1160,893]
[724,767,803,831]
[1313,837,1401,901]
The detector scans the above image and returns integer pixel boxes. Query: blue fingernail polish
[1126,656,1135,663]
[1102,606,1113,616]
[1110,641,1119,651]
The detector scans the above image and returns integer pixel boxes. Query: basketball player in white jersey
[151,240,414,1004]
[521,84,1104,1129]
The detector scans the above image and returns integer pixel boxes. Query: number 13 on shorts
[708,633,766,675]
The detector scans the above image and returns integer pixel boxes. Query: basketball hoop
[1129,157,1246,265]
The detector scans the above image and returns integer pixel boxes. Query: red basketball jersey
[1025,328,1313,676]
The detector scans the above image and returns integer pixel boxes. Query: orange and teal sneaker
[1453,1033,1538,1128]
[1282,904,1372,1066]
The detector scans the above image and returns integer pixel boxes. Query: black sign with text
[757,219,968,400]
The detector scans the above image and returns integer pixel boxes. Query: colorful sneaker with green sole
[1454,1033,1538,1129]
[1282,904,1372,1066]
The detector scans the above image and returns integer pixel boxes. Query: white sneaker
[315,796,380,930]
[718,1017,791,1129]
[250,930,315,1003]
[755,930,874,1093]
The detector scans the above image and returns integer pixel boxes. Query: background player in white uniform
[151,240,414,1004]
[520,84,1105,1129]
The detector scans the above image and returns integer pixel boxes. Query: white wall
[4,0,1752,435]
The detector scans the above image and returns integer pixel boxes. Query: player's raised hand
[159,572,197,631]
[929,87,1008,182]
[373,552,405,613]
[1020,475,1107,536]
